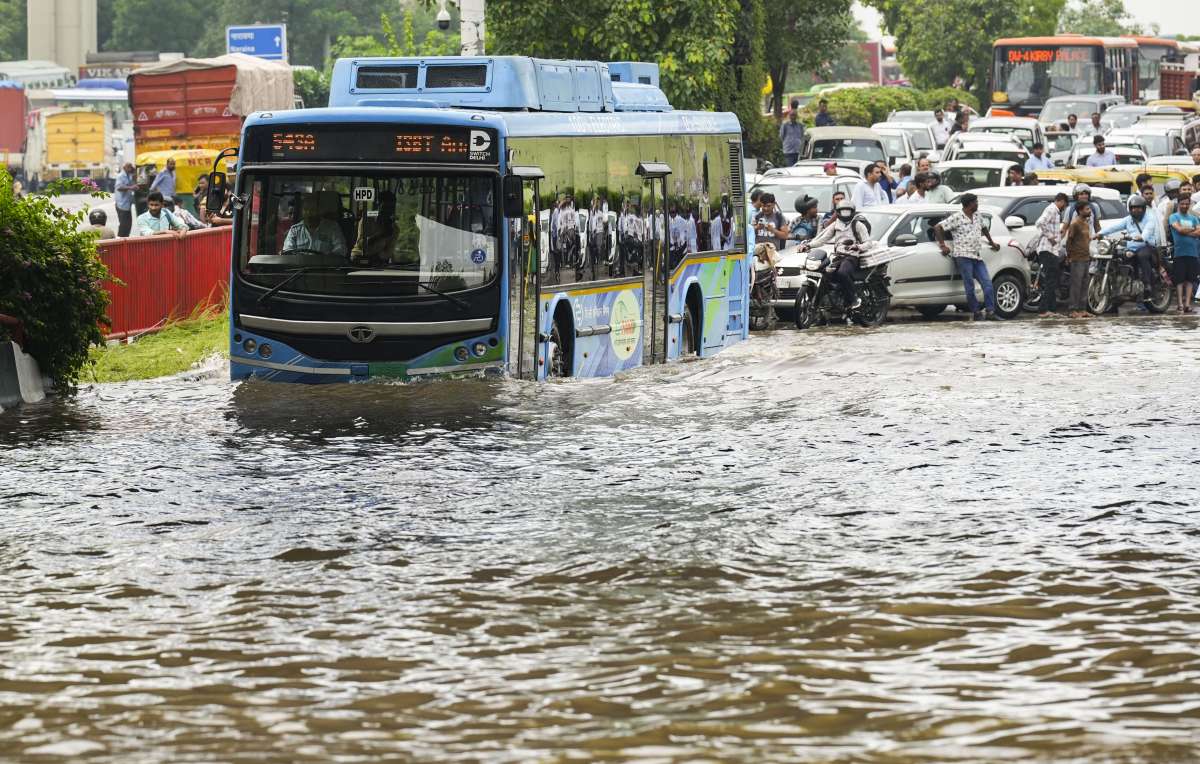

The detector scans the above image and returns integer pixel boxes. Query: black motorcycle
[1024,252,1070,313]
[1088,232,1172,315]
[793,241,892,329]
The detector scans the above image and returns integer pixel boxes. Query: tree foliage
[0,173,112,391]
[866,0,1066,105]
[764,0,857,117]
[0,0,25,60]
[106,0,207,54]
[1057,0,1151,36]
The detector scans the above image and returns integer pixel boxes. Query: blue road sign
[226,25,288,62]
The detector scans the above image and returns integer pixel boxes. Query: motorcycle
[1024,252,1070,313]
[1088,232,1172,315]
[793,239,892,329]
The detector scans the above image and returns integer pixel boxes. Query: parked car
[749,174,862,228]
[1065,143,1147,168]
[1044,129,1077,166]
[936,159,1022,192]
[887,110,936,126]
[874,120,938,160]
[1101,104,1151,131]
[789,158,876,177]
[774,203,1031,320]
[802,126,887,164]
[941,132,1030,164]
[1184,116,1200,150]
[950,185,1124,253]
[1039,95,1125,128]
[969,116,1045,151]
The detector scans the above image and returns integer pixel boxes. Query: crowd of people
[82,159,234,241]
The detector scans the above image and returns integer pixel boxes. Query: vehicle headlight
[1097,239,1113,256]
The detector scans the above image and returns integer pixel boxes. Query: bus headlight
[454,346,470,362]
[259,343,273,359]
[242,338,257,354]
[472,342,488,357]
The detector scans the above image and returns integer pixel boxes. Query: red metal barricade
[96,227,231,338]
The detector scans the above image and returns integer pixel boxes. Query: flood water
[2,316,1200,762]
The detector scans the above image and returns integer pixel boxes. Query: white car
[749,174,862,228]
[941,133,1030,165]
[1104,127,1187,159]
[1065,143,1147,168]
[935,159,1021,193]
[874,126,919,170]
[773,203,1031,320]
[968,116,1045,152]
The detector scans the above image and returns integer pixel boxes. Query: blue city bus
[221,56,749,382]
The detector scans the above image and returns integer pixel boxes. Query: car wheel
[916,304,947,319]
[992,273,1024,319]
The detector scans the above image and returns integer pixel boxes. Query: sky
[853,0,1200,41]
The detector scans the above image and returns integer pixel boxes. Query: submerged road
[2,317,1199,762]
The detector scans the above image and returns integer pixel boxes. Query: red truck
[128,53,294,154]
[0,82,27,173]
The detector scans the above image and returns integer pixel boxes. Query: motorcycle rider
[1097,195,1161,305]
[802,200,878,310]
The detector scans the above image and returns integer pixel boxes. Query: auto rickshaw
[134,149,234,215]
[1033,167,1138,197]
[1146,99,1197,115]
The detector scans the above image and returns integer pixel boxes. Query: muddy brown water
[2,316,1200,762]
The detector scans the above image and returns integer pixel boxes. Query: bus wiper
[257,266,351,306]
[415,281,470,310]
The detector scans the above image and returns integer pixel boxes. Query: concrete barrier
[0,341,46,413]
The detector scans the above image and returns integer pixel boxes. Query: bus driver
[283,191,348,257]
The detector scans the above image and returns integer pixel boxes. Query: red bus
[1127,36,1180,101]
[991,35,1137,117]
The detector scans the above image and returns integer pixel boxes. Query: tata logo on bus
[347,325,376,343]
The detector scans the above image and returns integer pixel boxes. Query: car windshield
[1041,100,1100,124]
[941,167,1004,192]
[752,182,836,212]
[976,125,1035,149]
[957,150,1026,163]
[1120,134,1169,156]
[1072,147,1146,165]
[1102,110,1146,129]
[890,111,934,124]
[811,138,886,162]
[879,133,907,158]
[899,127,933,150]
[1046,133,1075,152]
[238,171,498,297]
[855,210,902,241]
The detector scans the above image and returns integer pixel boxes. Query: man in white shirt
[851,164,888,209]
[931,108,951,148]
[1085,135,1117,168]
[283,193,348,257]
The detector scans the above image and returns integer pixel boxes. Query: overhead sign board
[226,24,288,62]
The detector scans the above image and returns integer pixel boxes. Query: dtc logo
[609,291,640,361]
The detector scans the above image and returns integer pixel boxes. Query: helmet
[1128,195,1147,210]
[88,209,107,225]
[1165,179,1182,195]
[794,195,818,214]
[835,200,856,221]
[1073,183,1091,196]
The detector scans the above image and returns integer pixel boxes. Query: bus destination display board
[259,126,498,164]
[1003,46,1095,65]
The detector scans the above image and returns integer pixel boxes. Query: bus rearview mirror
[502,175,524,218]
[206,172,228,216]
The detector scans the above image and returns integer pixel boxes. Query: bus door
[504,166,544,380]
[637,162,672,365]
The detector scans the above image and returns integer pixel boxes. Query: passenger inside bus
[283,191,348,257]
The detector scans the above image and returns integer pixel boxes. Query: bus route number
[353,187,376,203]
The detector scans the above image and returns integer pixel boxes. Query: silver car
[775,203,1031,320]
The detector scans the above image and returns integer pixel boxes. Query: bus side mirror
[206,172,228,215]
[502,175,524,219]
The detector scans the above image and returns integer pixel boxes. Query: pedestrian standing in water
[1065,201,1093,318]
[1031,193,1069,317]
[935,193,1002,321]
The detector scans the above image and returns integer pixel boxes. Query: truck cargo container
[0,81,26,171]
[128,53,293,155]
[23,108,114,189]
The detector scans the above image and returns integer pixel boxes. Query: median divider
[96,227,231,339]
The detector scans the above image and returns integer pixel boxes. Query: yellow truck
[22,108,114,190]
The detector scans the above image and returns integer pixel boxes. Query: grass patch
[89,312,229,383]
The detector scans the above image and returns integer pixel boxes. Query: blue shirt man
[1085,136,1116,168]
[814,99,834,127]
[114,163,135,211]
[148,158,177,203]
[1098,205,1160,253]
[1024,143,1054,173]
[1169,205,1200,260]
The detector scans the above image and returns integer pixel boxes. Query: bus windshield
[237,171,499,297]
[993,45,1103,111]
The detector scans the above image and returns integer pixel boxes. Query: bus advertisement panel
[992,36,1136,117]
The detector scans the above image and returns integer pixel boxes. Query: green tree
[0,0,25,60]
[866,0,1066,105]
[107,0,207,54]
[1056,0,1151,36]
[764,0,857,118]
